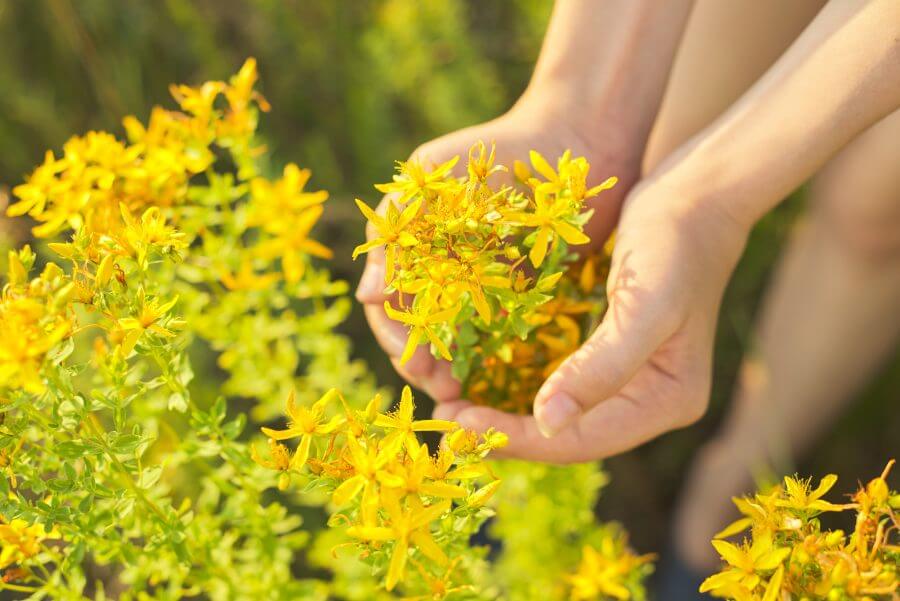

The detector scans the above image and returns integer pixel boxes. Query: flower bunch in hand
[702,461,900,601]
[254,385,507,596]
[354,142,616,412]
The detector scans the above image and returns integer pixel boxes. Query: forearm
[653,0,900,226]
[519,0,695,160]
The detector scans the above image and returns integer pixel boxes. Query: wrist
[508,84,647,182]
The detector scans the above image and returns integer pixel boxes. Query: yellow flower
[254,204,333,283]
[568,532,654,601]
[6,248,30,287]
[118,205,188,268]
[220,257,281,291]
[700,532,790,597]
[331,433,404,526]
[374,386,456,454]
[0,517,59,570]
[250,438,294,491]
[116,291,182,355]
[260,389,343,470]
[248,163,329,226]
[506,186,591,268]
[169,80,225,125]
[714,487,786,540]
[524,150,618,203]
[8,132,139,237]
[454,257,510,324]
[383,299,459,365]
[382,442,468,501]
[352,197,422,285]
[776,473,846,514]
[226,58,269,111]
[347,491,451,591]
[465,141,505,182]
[375,156,458,202]
[220,57,270,141]
[0,295,71,394]
[0,260,74,394]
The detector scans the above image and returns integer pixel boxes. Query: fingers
[356,255,387,304]
[390,356,461,404]
[434,392,686,463]
[355,207,390,303]
[363,303,461,403]
[533,285,679,438]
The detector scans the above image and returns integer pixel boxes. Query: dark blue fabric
[652,543,712,601]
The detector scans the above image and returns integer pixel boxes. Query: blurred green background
[0,0,896,558]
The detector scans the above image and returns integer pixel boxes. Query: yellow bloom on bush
[0,59,371,597]
[568,529,655,601]
[703,461,900,600]
[254,385,505,594]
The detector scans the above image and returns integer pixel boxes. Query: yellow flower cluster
[6,58,329,294]
[7,59,266,238]
[1,59,335,403]
[467,250,612,413]
[0,516,59,576]
[354,142,616,411]
[702,461,900,600]
[0,247,74,393]
[0,60,374,596]
[254,385,507,594]
[567,527,655,601]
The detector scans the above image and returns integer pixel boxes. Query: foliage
[702,461,900,600]
[255,385,506,597]
[1,1,896,564]
[0,59,656,601]
[0,59,384,599]
[489,461,654,601]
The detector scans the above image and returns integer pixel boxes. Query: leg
[643,0,826,173]
[674,108,900,571]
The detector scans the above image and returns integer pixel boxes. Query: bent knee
[813,192,900,264]
[811,112,900,264]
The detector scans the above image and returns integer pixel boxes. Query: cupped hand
[356,100,639,405]
[435,185,751,463]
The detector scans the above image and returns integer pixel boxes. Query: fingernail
[356,263,384,301]
[534,392,580,438]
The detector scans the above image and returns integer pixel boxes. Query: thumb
[533,293,677,438]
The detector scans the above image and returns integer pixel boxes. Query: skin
[357,0,695,408]
[358,0,900,467]
[642,0,900,571]
[674,109,900,570]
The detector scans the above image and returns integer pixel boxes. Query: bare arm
[656,0,900,227]
[452,0,900,460]
[522,0,696,170]
[357,0,697,403]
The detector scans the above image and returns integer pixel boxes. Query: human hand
[434,184,750,462]
[355,99,641,405]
